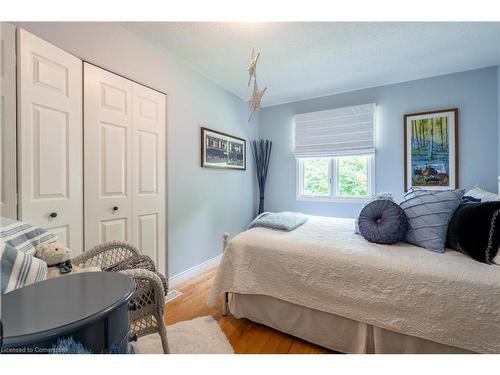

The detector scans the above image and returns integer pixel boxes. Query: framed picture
[201,127,246,170]
[404,108,458,191]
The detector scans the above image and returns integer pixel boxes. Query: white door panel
[101,218,129,243]
[0,23,17,219]
[137,213,158,260]
[17,29,82,253]
[137,131,158,194]
[84,63,166,274]
[132,83,166,270]
[101,122,128,196]
[46,224,70,247]
[84,63,133,249]
[32,105,69,198]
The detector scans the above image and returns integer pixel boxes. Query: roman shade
[294,103,376,158]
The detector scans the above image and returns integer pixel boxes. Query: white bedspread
[209,216,500,353]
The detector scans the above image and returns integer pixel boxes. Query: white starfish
[247,48,260,87]
[247,79,267,122]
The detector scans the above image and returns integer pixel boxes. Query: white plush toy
[35,242,100,279]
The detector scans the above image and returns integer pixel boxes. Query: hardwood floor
[163,268,332,354]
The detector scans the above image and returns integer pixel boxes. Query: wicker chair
[72,240,169,354]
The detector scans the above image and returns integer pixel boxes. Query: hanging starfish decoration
[247,48,260,87]
[247,79,267,122]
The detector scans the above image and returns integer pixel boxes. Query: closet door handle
[112,206,119,212]
[49,212,58,218]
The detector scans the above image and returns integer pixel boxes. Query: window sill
[296,196,372,204]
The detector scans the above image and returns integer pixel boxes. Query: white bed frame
[219,182,500,351]
[219,176,500,316]
[217,231,474,353]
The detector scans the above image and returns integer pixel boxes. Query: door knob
[49,212,58,218]
[112,206,119,212]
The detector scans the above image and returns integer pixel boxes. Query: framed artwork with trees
[404,108,458,191]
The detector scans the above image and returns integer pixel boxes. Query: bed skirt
[229,293,474,354]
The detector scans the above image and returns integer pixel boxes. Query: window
[297,155,374,201]
[294,103,376,202]
[302,158,331,197]
[338,155,369,197]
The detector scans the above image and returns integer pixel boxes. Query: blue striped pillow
[1,240,48,294]
[400,188,464,253]
[0,217,57,255]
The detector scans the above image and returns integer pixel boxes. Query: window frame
[296,155,375,203]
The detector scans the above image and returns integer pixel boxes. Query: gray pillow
[354,192,394,234]
[358,199,408,244]
[400,188,464,253]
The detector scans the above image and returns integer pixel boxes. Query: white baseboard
[168,254,222,288]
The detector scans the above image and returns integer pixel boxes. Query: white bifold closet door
[131,82,167,272]
[0,23,17,219]
[84,63,166,272]
[17,29,83,253]
[84,64,133,248]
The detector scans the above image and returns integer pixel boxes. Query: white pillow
[465,187,500,202]
[1,218,58,257]
[1,240,48,293]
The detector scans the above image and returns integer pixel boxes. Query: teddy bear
[35,242,101,279]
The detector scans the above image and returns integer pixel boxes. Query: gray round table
[1,272,135,354]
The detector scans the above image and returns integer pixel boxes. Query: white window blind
[294,103,376,158]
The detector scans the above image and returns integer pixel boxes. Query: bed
[208,216,500,354]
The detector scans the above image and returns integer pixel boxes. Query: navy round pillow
[358,200,408,244]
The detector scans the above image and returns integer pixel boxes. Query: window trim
[296,155,375,203]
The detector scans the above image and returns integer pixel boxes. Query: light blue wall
[15,22,258,277]
[498,65,500,175]
[259,67,499,218]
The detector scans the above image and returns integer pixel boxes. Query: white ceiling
[122,22,500,107]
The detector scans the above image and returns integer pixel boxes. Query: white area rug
[133,316,234,354]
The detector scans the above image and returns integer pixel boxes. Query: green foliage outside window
[338,156,368,196]
[302,156,369,198]
[303,158,329,196]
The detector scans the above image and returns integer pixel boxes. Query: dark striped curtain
[251,140,272,214]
